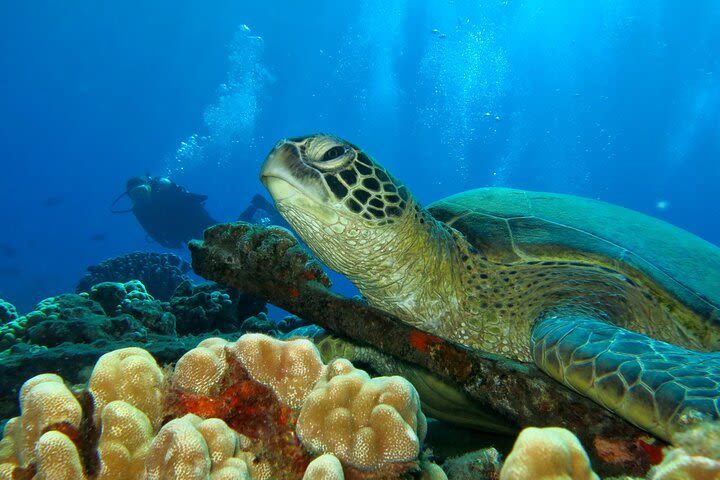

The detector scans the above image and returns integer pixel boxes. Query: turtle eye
[321,145,349,162]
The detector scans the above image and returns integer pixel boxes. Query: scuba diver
[112,175,218,249]
[237,193,291,229]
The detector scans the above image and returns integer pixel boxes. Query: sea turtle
[260,133,720,442]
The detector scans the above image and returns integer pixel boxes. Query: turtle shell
[428,187,720,325]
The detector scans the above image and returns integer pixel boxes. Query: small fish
[90,233,108,242]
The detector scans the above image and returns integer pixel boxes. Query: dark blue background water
[1,1,719,313]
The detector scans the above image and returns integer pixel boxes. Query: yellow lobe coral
[0,417,21,466]
[174,338,230,395]
[210,457,252,480]
[0,463,14,480]
[230,333,326,409]
[302,454,345,480]
[34,430,85,480]
[15,374,82,466]
[89,347,164,429]
[419,462,449,480]
[197,418,238,467]
[500,427,599,480]
[647,448,720,480]
[296,358,426,473]
[97,400,154,480]
[144,414,212,479]
[144,413,252,480]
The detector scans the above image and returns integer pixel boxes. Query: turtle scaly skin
[260,134,720,441]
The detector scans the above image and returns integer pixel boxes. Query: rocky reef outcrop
[75,252,192,301]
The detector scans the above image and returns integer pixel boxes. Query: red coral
[409,330,443,353]
[637,438,664,465]
[168,353,312,478]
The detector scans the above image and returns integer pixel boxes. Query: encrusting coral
[0,333,441,480]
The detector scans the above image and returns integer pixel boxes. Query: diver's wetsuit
[237,194,290,229]
[131,178,218,249]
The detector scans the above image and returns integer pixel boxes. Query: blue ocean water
[0,1,718,312]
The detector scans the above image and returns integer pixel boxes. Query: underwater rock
[281,324,326,340]
[0,299,17,325]
[441,448,503,480]
[276,314,312,334]
[76,251,191,301]
[169,280,266,335]
[239,312,277,335]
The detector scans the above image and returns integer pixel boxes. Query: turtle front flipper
[531,316,720,442]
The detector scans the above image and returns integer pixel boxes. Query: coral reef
[0,333,441,479]
[496,425,720,480]
[76,252,191,301]
[0,292,148,350]
[644,421,720,480]
[88,280,153,316]
[646,448,720,479]
[1,283,176,352]
[170,281,267,335]
[0,279,270,421]
[302,454,345,480]
[144,414,253,480]
[296,358,426,474]
[500,427,599,480]
[441,448,503,479]
[0,300,16,325]
[0,297,22,352]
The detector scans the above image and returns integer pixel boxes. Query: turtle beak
[260,139,329,204]
[260,140,302,202]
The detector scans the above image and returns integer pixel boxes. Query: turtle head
[260,134,414,273]
[261,134,412,227]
